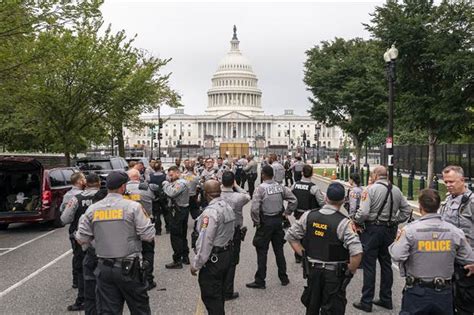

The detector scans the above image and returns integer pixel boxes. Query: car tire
[0,223,9,230]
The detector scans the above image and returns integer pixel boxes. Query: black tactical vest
[292,181,319,211]
[69,190,107,235]
[304,210,349,262]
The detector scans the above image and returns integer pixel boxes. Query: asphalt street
[0,176,408,314]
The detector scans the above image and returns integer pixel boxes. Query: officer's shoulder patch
[361,190,368,202]
[395,228,405,242]
[201,216,209,229]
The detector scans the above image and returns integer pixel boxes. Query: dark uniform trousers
[285,171,294,187]
[224,226,242,297]
[83,248,98,315]
[303,267,347,315]
[294,171,302,183]
[400,285,453,315]
[71,236,85,304]
[189,195,201,220]
[152,198,169,233]
[247,173,257,199]
[198,249,232,315]
[95,260,150,315]
[141,240,155,284]
[360,224,397,305]
[240,172,248,189]
[454,263,474,315]
[252,216,288,285]
[170,206,190,262]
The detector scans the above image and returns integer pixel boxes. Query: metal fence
[381,144,473,179]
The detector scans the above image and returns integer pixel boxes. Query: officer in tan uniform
[191,180,235,314]
[75,171,155,315]
[390,188,474,315]
[247,165,298,289]
[285,182,363,314]
[439,165,474,314]
[353,166,412,312]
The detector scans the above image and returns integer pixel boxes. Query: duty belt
[366,220,397,227]
[309,262,339,271]
[99,257,135,268]
[405,276,452,290]
[211,241,234,254]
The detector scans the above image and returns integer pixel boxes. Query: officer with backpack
[61,173,106,312]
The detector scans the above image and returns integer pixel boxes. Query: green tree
[304,38,386,170]
[366,0,474,182]
[0,1,102,152]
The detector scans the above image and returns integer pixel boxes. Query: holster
[302,250,309,279]
[337,264,353,292]
[240,226,248,242]
[121,257,138,277]
[191,220,199,250]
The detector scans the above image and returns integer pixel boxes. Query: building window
[147,140,150,146]
[278,132,281,137]
[173,130,177,137]
[173,141,176,145]
[165,132,168,137]
[328,141,331,147]
[165,141,168,145]
[188,131,191,137]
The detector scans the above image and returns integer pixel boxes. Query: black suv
[75,157,128,186]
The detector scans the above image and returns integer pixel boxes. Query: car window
[77,161,112,171]
[49,170,66,187]
[110,159,124,170]
[62,169,75,185]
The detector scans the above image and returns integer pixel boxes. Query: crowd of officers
[58,153,474,315]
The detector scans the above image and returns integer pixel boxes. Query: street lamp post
[303,131,307,162]
[157,106,162,160]
[179,121,183,160]
[384,44,398,183]
[315,125,321,163]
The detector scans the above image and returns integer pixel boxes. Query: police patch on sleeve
[361,190,368,202]
[201,216,209,229]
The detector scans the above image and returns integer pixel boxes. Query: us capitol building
[124,26,346,155]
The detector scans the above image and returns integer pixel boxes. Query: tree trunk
[427,131,437,184]
[64,151,71,167]
[116,125,125,158]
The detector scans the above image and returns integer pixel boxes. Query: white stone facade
[123,26,346,151]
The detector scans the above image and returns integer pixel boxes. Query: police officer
[215,157,229,181]
[75,171,155,315]
[126,169,158,290]
[284,156,294,187]
[439,165,474,314]
[285,182,363,314]
[291,156,305,182]
[243,154,258,198]
[183,159,202,220]
[200,158,218,209]
[390,188,474,315]
[163,165,190,268]
[149,160,169,235]
[346,172,363,217]
[353,165,412,312]
[291,164,325,263]
[60,172,86,289]
[61,173,105,312]
[247,165,298,289]
[269,153,285,185]
[220,171,251,300]
[191,180,235,314]
[238,155,248,188]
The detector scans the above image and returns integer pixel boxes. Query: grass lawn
[313,167,447,201]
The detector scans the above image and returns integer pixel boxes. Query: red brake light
[42,190,52,205]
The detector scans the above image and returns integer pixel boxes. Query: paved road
[0,176,407,314]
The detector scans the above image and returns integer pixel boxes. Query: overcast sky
[100,1,385,116]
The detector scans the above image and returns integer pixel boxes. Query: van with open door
[0,156,77,230]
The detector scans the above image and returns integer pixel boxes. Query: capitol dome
[205,26,264,116]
